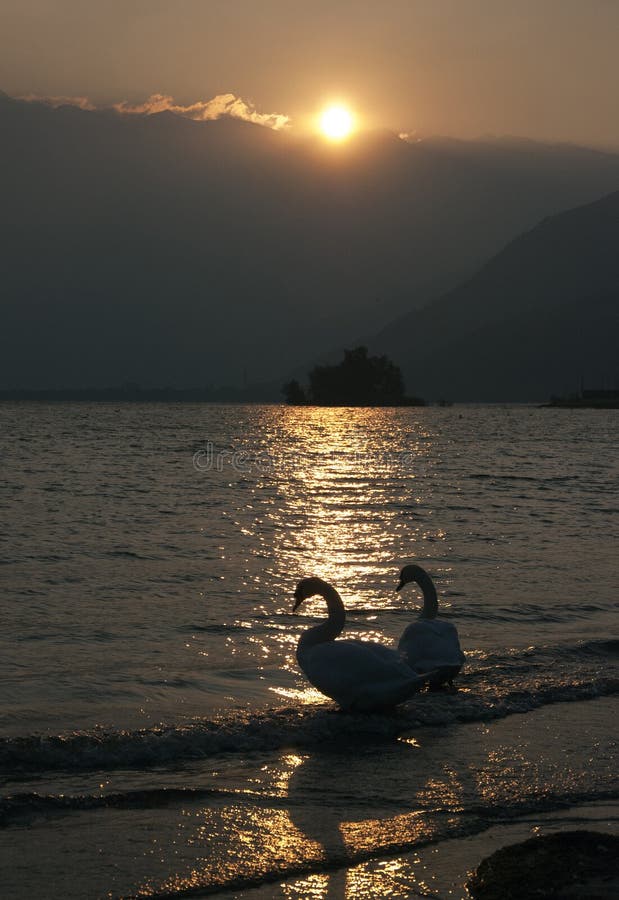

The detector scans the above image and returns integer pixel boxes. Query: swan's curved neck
[298,580,346,650]
[417,570,439,619]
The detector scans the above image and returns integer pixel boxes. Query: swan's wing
[297,640,427,710]
[398,620,465,671]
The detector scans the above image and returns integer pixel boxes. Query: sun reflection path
[270,407,435,599]
[132,739,472,900]
[142,753,324,897]
[272,408,436,701]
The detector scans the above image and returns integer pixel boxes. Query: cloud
[114,92,290,131]
[18,93,96,111]
[18,91,289,130]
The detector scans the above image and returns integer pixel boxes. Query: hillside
[369,191,619,400]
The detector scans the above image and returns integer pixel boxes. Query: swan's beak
[395,579,404,592]
[292,592,303,612]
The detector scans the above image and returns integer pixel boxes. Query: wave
[474,638,619,665]
[106,550,153,559]
[1,671,617,778]
[6,785,614,829]
[468,473,581,483]
[567,638,619,657]
[0,786,239,828]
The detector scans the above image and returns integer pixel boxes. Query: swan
[396,564,465,690]
[293,576,433,712]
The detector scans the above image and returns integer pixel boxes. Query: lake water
[1,403,617,898]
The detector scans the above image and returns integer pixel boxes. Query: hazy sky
[1,0,618,147]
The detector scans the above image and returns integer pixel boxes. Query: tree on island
[281,379,307,405]
[283,346,425,406]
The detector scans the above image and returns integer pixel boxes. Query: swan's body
[396,565,465,689]
[293,576,432,712]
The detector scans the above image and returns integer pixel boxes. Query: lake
[1,403,617,898]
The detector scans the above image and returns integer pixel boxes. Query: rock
[467,830,619,900]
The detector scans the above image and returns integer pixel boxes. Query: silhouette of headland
[545,387,619,409]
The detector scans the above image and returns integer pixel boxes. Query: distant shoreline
[3,390,616,406]
[543,401,619,409]
[543,389,619,409]
[0,393,428,406]
[0,388,270,403]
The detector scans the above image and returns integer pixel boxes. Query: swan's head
[396,564,428,592]
[293,576,326,611]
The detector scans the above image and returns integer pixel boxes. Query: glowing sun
[320,105,354,141]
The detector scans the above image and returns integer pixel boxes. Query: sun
[319,105,354,141]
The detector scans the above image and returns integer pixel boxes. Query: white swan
[293,576,432,712]
[396,565,465,689]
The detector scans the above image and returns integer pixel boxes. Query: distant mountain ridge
[2,92,619,390]
[369,190,619,400]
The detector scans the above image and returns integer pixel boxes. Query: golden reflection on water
[398,736,421,748]
[148,805,324,897]
[345,855,437,899]
[273,752,307,794]
[279,855,440,900]
[272,407,433,596]
[135,745,450,899]
[269,684,328,704]
[415,767,465,813]
[341,810,434,852]
[280,872,331,897]
[273,853,436,900]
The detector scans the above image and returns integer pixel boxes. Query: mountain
[369,191,619,401]
[2,92,619,389]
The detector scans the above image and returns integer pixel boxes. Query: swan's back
[398,619,465,672]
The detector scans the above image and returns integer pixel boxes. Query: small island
[283,346,425,407]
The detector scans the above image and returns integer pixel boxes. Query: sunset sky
[2,0,618,148]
